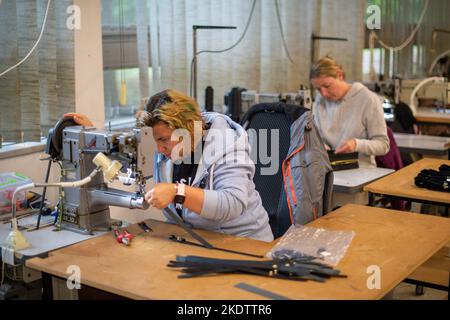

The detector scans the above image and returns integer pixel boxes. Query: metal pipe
[428,49,450,76]
[192,25,237,100]
[193,26,197,100]
[409,77,445,115]
[88,188,149,210]
[36,159,53,230]
[310,34,348,65]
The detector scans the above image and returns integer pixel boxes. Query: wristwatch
[174,183,186,207]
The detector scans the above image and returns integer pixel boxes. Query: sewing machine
[240,87,312,114]
[0,118,154,298]
[222,86,312,122]
[403,78,449,115]
[46,119,152,234]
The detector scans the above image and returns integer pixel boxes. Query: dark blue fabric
[241,103,308,238]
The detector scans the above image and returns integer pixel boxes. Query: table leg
[41,272,53,300]
[415,285,424,295]
[368,192,375,207]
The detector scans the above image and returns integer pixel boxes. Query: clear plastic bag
[266,225,355,266]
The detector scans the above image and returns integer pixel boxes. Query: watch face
[174,194,186,205]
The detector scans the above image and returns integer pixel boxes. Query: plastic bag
[266,225,355,266]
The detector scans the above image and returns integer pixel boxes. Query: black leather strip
[164,207,214,248]
[169,235,264,259]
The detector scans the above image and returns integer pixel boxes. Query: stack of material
[414,164,450,192]
[327,151,359,171]
[167,255,346,283]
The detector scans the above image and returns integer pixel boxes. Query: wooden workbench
[415,108,450,125]
[393,133,450,159]
[26,204,450,300]
[364,158,450,206]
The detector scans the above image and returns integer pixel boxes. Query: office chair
[240,103,303,238]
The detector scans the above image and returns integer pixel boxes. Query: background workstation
[0,0,450,301]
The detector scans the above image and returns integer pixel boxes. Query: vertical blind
[3,0,448,145]
[368,0,450,79]
[0,0,75,144]
[151,0,366,108]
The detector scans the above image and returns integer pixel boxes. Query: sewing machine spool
[93,152,122,182]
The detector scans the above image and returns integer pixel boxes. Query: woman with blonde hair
[310,56,389,167]
[136,89,273,242]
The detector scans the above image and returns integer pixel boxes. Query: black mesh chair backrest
[391,101,416,134]
[240,103,294,238]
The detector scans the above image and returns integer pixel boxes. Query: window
[362,48,385,83]
[412,44,425,76]
[102,0,152,130]
[104,67,155,129]
[0,0,75,147]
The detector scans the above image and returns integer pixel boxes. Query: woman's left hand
[335,139,357,154]
[144,183,176,209]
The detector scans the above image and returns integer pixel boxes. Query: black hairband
[145,90,172,112]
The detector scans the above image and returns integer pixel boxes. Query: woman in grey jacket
[310,56,389,167]
[136,89,273,242]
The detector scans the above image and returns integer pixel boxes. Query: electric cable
[370,0,429,52]
[428,49,450,75]
[0,0,52,77]
[274,0,296,65]
[36,159,53,230]
[189,0,257,96]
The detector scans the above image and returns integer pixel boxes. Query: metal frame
[41,272,127,300]
[368,192,449,217]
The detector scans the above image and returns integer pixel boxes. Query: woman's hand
[144,183,176,209]
[335,139,357,154]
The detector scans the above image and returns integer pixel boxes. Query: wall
[74,0,105,129]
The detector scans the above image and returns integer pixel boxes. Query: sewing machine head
[46,117,152,234]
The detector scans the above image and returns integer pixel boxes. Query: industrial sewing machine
[45,116,152,234]
[0,117,153,298]
[224,86,312,122]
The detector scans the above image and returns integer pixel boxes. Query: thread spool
[119,80,127,106]
[93,152,122,181]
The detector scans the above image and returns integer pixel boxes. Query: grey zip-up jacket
[153,112,274,242]
[283,110,334,225]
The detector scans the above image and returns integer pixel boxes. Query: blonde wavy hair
[310,56,346,80]
[136,89,204,150]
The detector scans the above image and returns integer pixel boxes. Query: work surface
[333,167,394,193]
[0,214,105,263]
[393,133,450,156]
[415,108,450,124]
[26,204,450,300]
[363,158,450,205]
